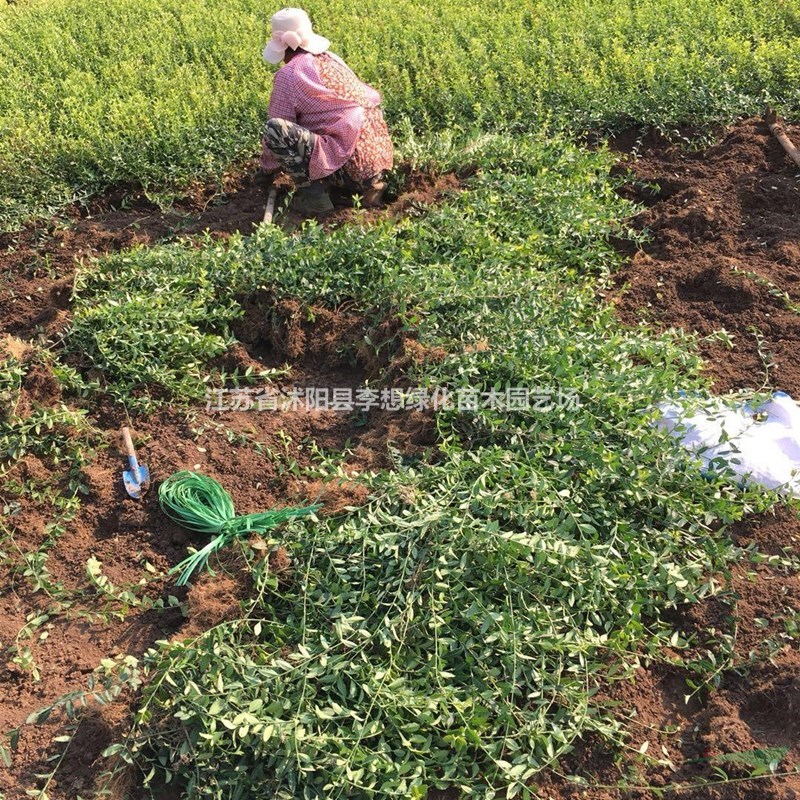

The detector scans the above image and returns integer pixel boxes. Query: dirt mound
[273,164,465,231]
[611,117,800,395]
[0,298,440,798]
[231,294,447,385]
[0,163,463,344]
[532,510,800,800]
[232,294,370,365]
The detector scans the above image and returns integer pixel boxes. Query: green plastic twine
[159,471,320,586]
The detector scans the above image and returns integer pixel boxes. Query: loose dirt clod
[0,292,438,799]
[0,334,31,361]
[612,117,800,395]
[2,122,799,799]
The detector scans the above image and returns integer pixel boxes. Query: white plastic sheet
[657,391,800,496]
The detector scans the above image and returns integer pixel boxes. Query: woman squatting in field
[260,7,394,214]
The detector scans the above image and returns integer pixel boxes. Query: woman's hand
[255,166,282,193]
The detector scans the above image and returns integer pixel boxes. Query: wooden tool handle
[766,107,800,170]
[263,186,278,224]
[121,427,136,459]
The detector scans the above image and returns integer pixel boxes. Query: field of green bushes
[2,0,800,797]
[1,0,799,227]
[65,134,779,797]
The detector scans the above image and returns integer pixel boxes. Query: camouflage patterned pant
[263,118,317,182]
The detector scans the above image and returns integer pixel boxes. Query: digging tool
[121,426,150,499]
[766,107,800,171]
[262,186,278,224]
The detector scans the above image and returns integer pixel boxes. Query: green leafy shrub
[2,0,800,227]
[91,133,780,797]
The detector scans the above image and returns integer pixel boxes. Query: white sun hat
[262,8,330,64]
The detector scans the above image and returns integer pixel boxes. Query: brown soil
[0,159,455,798]
[533,507,800,800]
[571,117,800,799]
[610,117,800,395]
[4,120,800,799]
[0,345,439,798]
[0,162,463,344]
[271,163,464,232]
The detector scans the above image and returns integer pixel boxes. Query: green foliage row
[2,0,800,227]
[0,0,269,227]
[0,349,99,622]
[84,133,780,797]
[0,351,95,487]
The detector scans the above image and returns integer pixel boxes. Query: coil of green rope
[159,470,320,586]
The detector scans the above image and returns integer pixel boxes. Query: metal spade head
[120,427,150,499]
[123,460,151,499]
